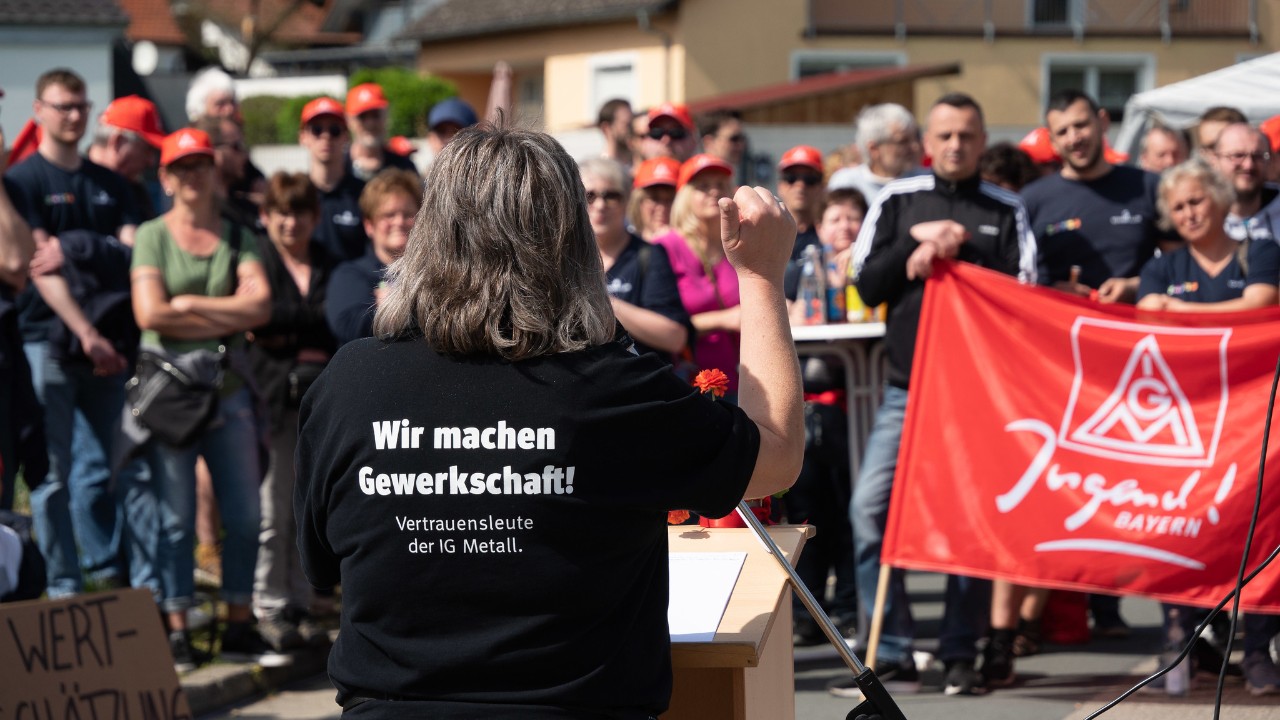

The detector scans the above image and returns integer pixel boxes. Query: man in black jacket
[828,93,1037,699]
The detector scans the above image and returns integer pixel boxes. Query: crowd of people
[0,61,1277,706]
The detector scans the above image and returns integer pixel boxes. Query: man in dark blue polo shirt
[301,97,368,263]
[1023,89,1169,304]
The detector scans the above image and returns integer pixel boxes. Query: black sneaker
[284,606,332,647]
[168,630,207,674]
[980,630,1016,688]
[220,622,293,667]
[827,661,921,697]
[257,612,305,652]
[943,659,987,696]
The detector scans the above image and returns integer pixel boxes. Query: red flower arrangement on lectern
[692,368,729,397]
[667,369,730,525]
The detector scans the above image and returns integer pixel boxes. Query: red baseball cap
[301,96,345,125]
[778,145,823,173]
[1018,127,1060,164]
[1262,115,1280,153]
[648,102,694,130]
[160,128,214,167]
[346,83,388,116]
[634,157,680,189]
[387,136,416,156]
[677,153,733,190]
[101,95,166,148]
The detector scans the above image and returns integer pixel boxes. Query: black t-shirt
[1022,165,1168,287]
[1137,239,1280,303]
[5,153,141,341]
[604,235,692,358]
[295,335,759,717]
[314,172,369,264]
[344,149,419,182]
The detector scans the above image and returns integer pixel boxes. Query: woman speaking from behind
[294,126,802,718]
[1137,159,1279,313]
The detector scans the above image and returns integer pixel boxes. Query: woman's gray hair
[373,125,615,361]
[577,156,629,190]
[1156,158,1235,232]
[855,103,917,160]
[186,67,235,122]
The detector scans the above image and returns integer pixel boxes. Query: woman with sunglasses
[640,103,697,163]
[130,129,274,671]
[652,154,743,396]
[627,157,679,241]
[579,158,689,359]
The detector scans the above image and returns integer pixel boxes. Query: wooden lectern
[664,525,814,720]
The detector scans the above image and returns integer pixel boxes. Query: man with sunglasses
[641,103,696,163]
[300,97,369,264]
[6,68,143,598]
[776,145,825,259]
[699,109,747,175]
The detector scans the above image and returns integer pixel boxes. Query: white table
[790,322,887,479]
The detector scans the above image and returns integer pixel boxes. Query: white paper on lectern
[667,551,747,642]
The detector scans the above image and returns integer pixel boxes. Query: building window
[1030,0,1079,27]
[1044,56,1153,122]
[588,53,637,117]
[791,51,905,80]
[519,74,545,129]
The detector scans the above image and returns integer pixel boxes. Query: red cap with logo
[346,83,389,116]
[634,157,680,189]
[160,128,215,167]
[647,102,694,130]
[677,153,733,190]
[102,96,166,148]
[301,96,345,125]
[778,145,824,173]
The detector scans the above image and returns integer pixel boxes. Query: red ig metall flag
[882,261,1280,611]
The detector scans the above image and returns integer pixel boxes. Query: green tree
[348,68,457,138]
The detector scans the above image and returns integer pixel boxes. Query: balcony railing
[807,0,1258,41]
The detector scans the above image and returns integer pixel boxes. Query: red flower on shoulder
[692,368,729,398]
[667,510,691,525]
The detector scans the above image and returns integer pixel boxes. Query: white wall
[0,28,117,154]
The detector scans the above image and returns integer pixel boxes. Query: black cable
[1084,349,1280,720]
[1213,347,1280,719]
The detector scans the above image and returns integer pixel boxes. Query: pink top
[651,230,741,390]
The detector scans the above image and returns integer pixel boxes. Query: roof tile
[0,0,129,25]
[401,0,674,42]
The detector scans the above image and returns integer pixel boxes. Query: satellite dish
[133,41,159,77]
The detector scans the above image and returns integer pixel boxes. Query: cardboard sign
[0,588,191,720]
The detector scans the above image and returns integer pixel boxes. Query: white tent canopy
[1115,52,1280,158]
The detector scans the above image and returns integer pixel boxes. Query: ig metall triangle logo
[1057,318,1231,468]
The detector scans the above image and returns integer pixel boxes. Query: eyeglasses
[217,141,247,153]
[1217,151,1270,165]
[585,190,625,206]
[307,123,344,138]
[781,172,821,186]
[646,127,688,141]
[40,100,91,116]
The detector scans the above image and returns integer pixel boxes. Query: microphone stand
[735,502,907,720]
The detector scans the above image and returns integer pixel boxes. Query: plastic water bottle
[798,245,826,325]
[1163,608,1190,696]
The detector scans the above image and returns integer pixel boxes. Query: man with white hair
[828,103,924,202]
[87,96,165,221]
[1205,123,1280,242]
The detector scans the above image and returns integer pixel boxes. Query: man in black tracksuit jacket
[827,93,1038,700]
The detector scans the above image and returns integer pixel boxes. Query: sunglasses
[307,123,345,138]
[585,190,625,206]
[781,172,821,186]
[647,127,689,141]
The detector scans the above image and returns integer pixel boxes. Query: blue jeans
[851,384,990,665]
[24,341,130,596]
[148,387,261,612]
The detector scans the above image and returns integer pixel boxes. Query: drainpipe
[637,9,672,102]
